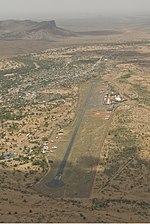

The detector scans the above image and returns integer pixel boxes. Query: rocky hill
[0,19,77,40]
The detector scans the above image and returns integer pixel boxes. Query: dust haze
[0,0,150,20]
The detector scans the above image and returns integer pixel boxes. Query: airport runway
[47,82,94,187]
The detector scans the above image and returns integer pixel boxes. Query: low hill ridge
[0,19,77,40]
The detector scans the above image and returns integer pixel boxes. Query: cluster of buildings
[104,91,122,105]
[0,45,108,170]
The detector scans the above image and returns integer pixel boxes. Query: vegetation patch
[132,84,150,106]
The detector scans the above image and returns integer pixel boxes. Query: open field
[34,79,112,197]
[0,25,150,222]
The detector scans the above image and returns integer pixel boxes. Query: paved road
[47,82,94,188]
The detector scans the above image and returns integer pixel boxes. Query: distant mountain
[0,20,77,40]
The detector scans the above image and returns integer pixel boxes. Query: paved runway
[47,82,94,188]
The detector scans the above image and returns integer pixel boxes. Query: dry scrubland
[0,33,150,222]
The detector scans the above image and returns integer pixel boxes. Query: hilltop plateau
[0,19,77,41]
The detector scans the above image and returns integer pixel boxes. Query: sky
[0,0,150,20]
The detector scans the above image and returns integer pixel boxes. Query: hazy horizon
[0,0,150,21]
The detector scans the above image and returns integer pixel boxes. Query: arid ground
[0,16,150,222]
